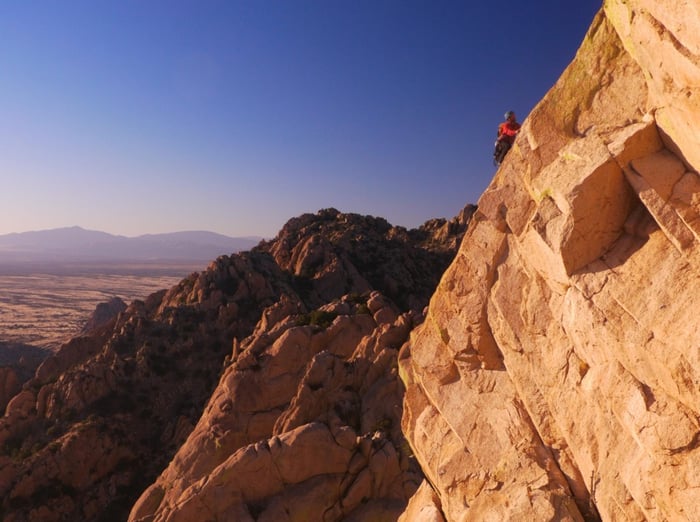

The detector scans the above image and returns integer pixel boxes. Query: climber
[493,110,521,166]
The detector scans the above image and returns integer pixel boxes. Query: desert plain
[0,262,202,350]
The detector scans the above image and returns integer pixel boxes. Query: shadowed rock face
[400,3,700,521]
[0,208,471,522]
[81,297,128,334]
[0,343,49,414]
[259,207,473,311]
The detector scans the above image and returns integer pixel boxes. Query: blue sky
[0,1,601,238]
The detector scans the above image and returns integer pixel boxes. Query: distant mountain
[0,226,262,263]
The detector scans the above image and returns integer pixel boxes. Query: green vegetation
[295,310,338,329]
[356,303,371,315]
[346,293,371,315]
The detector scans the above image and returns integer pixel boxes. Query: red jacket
[497,121,521,144]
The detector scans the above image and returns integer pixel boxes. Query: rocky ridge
[400,2,700,521]
[0,207,472,521]
[80,297,128,335]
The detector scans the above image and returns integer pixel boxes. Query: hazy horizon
[1,1,601,238]
[0,226,262,266]
[0,224,264,240]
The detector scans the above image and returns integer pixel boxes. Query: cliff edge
[400,2,700,521]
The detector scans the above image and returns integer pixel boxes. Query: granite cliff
[400,2,700,521]
[0,208,471,521]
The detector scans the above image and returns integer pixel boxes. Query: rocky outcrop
[81,296,127,334]
[130,292,423,521]
[0,208,469,521]
[0,367,21,415]
[126,208,473,521]
[259,207,473,311]
[0,343,49,414]
[400,2,700,521]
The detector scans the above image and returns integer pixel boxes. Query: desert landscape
[0,262,201,349]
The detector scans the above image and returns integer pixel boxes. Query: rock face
[81,297,128,334]
[0,208,471,522]
[0,343,49,414]
[400,2,700,521]
[130,292,422,522]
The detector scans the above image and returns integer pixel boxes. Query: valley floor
[0,262,202,349]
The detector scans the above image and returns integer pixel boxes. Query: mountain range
[0,226,262,263]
